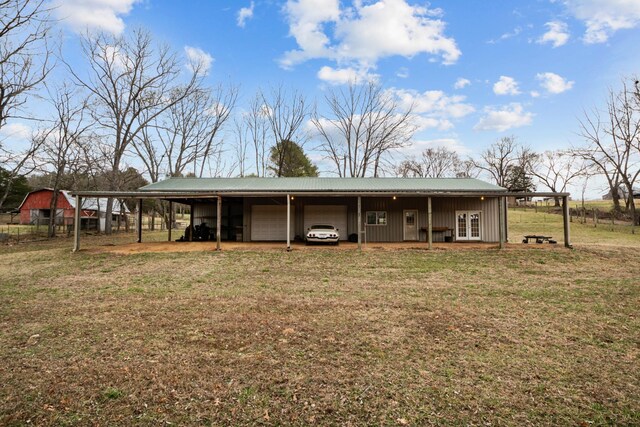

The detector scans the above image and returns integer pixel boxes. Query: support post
[563,196,572,248]
[168,201,173,242]
[504,197,509,242]
[498,196,505,249]
[357,196,362,250]
[189,202,194,242]
[427,197,433,250]
[137,199,143,243]
[73,195,81,252]
[216,196,222,250]
[286,194,291,251]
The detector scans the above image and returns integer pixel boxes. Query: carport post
[286,194,291,251]
[427,197,433,250]
[189,202,194,242]
[136,199,143,243]
[498,196,505,249]
[216,195,222,250]
[168,201,173,242]
[563,195,572,248]
[504,197,509,242]
[357,196,362,250]
[73,195,81,252]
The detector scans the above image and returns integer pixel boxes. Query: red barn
[18,188,129,231]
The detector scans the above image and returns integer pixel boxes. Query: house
[603,187,640,200]
[70,177,572,250]
[139,177,506,243]
[18,188,130,231]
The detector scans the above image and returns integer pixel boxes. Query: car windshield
[310,225,334,230]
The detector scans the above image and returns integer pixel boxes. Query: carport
[70,177,571,252]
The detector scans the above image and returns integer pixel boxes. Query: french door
[456,211,481,241]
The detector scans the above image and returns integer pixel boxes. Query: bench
[420,227,454,241]
[523,235,557,244]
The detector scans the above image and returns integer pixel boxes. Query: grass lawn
[0,211,639,425]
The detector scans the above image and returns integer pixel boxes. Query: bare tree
[574,80,640,225]
[0,128,45,209]
[0,0,52,127]
[36,84,92,236]
[134,83,237,179]
[532,150,586,206]
[244,92,270,177]
[231,117,250,177]
[313,82,415,177]
[456,159,480,178]
[68,29,202,233]
[396,146,461,178]
[0,0,53,211]
[473,136,536,189]
[260,85,309,177]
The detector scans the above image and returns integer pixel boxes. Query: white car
[306,224,340,245]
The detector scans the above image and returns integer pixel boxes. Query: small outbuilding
[18,188,129,232]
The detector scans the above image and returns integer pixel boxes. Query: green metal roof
[140,177,506,193]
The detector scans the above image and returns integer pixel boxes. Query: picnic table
[522,235,557,244]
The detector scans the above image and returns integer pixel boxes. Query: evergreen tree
[268,140,318,177]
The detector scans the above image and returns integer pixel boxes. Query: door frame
[455,210,482,241]
[403,209,419,241]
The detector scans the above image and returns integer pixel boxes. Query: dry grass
[1,232,639,425]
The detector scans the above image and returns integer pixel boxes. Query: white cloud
[537,21,570,47]
[493,76,521,96]
[530,90,541,98]
[0,122,31,140]
[391,89,475,118]
[237,2,255,28]
[561,0,640,43]
[488,26,522,44]
[536,72,574,94]
[317,66,378,85]
[474,103,533,132]
[52,0,141,34]
[454,78,470,89]
[396,67,409,78]
[398,138,471,157]
[282,0,460,76]
[184,46,214,75]
[389,88,474,131]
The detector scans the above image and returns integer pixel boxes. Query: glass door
[456,211,481,241]
[456,212,467,239]
[403,210,418,241]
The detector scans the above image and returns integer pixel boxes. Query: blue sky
[4,0,640,188]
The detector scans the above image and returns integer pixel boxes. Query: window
[366,211,387,225]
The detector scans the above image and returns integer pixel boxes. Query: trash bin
[444,235,453,243]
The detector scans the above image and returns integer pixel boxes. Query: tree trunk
[612,191,621,212]
[105,197,113,235]
[48,189,59,238]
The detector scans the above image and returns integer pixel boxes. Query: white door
[456,210,481,241]
[304,205,348,240]
[251,205,295,241]
[403,210,418,241]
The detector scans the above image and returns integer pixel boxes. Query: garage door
[304,205,348,241]
[251,205,295,241]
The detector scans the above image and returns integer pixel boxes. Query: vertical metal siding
[237,195,500,243]
[431,197,499,242]
[193,203,217,227]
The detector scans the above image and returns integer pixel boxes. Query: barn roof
[18,188,129,213]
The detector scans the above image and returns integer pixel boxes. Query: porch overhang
[69,189,572,252]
